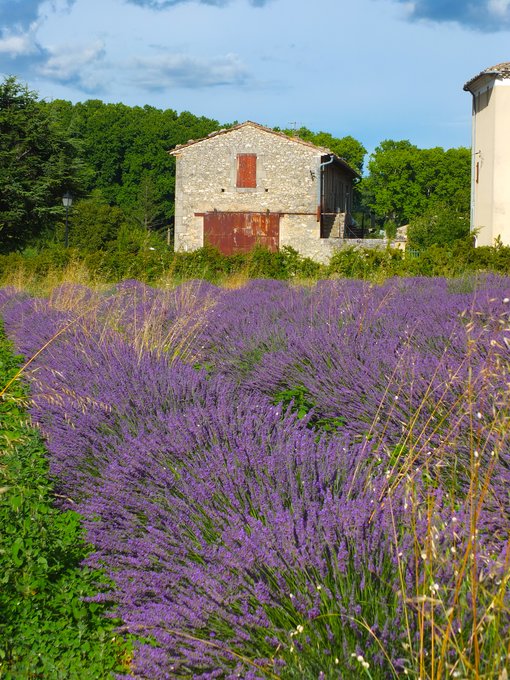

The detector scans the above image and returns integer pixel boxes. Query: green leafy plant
[0,324,133,678]
[273,385,346,433]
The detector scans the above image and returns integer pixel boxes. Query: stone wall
[281,237,402,264]
[171,123,386,263]
[173,125,321,253]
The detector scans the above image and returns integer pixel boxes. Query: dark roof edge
[464,62,510,92]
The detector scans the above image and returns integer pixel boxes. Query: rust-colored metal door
[203,212,279,255]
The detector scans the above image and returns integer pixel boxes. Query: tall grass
[2,235,510,297]
[360,305,510,679]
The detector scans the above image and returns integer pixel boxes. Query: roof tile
[464,62,510,91]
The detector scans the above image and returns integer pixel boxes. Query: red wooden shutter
[236,154,257,188]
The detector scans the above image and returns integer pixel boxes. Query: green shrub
[81,220,171,282]
[407,202,470,250]
[0,326,132,678]
[327,245,404,280]
[243,244,290,279]
[2,233,510,288]
[170,245,234,282]
[167,245,325,282]
[66,196,130,252]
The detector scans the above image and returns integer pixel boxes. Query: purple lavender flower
[1,275,509,678]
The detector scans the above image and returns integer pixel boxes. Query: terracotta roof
[169,121,359,177]
[464,62,510,91]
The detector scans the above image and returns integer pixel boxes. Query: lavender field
[1,275,509,679]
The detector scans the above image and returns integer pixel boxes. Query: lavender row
[1,276,509,678]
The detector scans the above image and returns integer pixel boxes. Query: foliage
[92,225,170,281]
[1,278,510,679]
[3,228,510,291]
[323,238,510,280]
[0,322,132,678]
[63,193,131,252]
[327,245,405,279]
[2,235,510,290]
[169,244,239,281]
[407,201,470,249]
[167,245,324,283]
[131,172,163,231]
[44,98,222,233]
[243,244,320,279]
[0,77,87,252]
[360,140,470,226]
[280,126,367,174]
[272,384,346,433]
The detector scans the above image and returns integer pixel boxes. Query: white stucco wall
[470,77,510,246]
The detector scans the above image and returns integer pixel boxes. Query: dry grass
[0,259,109,297]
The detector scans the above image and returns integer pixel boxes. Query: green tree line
[0,76,222,254]
[360,139,471,247]
[0,75,472,256]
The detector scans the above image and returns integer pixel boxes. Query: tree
[360,140,424,226]
[280,126,366,174]
[45,99,221,232]
[360,140,470,227]
[66,193,129,252]
[325,134,367,176]
[407,202,470,249]
[131,172,162,231]
[0,77,85,252]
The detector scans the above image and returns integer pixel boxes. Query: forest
[0,75,472,265]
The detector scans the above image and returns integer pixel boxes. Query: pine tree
[0,77,85,252]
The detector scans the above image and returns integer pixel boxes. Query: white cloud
[131,52,250,89]
[488,0,510,17]
[37,40,105,80]
[123,0,270,8]
[32,40,107,91]
[0,24,40,56]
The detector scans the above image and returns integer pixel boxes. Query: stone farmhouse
[169,121,360,262]
[464,62,510,246]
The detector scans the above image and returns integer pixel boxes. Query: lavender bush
[1,275,509,679]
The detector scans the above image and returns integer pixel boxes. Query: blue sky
[1,0,509,155]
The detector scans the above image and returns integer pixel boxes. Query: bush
[0,325,132,677]
[65,196,130,252]
[327,245,405,279]
[2,233,510,289]
[407,202,470,250]
[168,245,324,283]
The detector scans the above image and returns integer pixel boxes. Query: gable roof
[464,62,510,92]
[169,121,359,177]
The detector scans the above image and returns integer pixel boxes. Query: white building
[464,62,510,246]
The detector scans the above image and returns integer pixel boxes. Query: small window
[236,153,257,188]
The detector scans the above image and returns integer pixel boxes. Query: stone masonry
[170,121,358,261]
